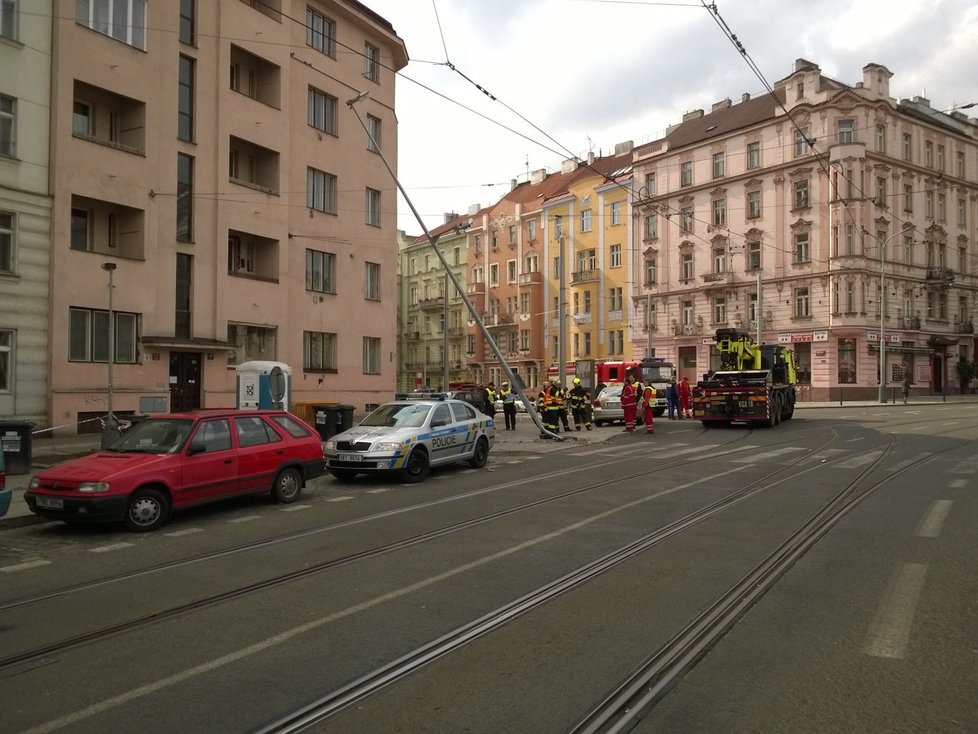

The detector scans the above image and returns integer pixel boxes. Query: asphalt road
[1,406,975,734]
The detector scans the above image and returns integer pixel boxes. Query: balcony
[571,269,599,284]
[572,312,593,325]
[518,272,543,286]
[466,282,485,295]
[229,136,279,194]
[701,271,731,288]
[227,230,279,281]
[674,324,702,336]
[404,331,421,341]
[418,296,445,310]
[230,45,281,108]
[72,81,146,155]
[925,268,954,288]
[958,321,975,334]
[483,312,515,328]
[902,316,921,329]
[69,195,145,260]
[448,326,465,337]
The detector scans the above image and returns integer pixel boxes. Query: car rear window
[272,414,314,438]
[450,401,476,422]
[235,416,283,447]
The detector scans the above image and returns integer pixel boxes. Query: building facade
[0,2,53,425]
[43,0,406,433]
[632,60,977,398]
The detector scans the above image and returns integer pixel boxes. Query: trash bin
[0,420,35,475]
[312,404,355,441]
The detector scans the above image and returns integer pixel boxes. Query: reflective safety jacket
[500,387,515,404]
[642,385,656,408]
[568,384,590,409]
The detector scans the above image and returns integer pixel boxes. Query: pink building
[45,0,406,433]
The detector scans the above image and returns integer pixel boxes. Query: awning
[926,335,960,348]
[140,336,235,351]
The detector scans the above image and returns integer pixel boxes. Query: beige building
[632,60,978,399]
[0,2,53,425]
[45,0,406,433]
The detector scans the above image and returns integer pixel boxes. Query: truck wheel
[768,398,780,427]
[784,394,796,420]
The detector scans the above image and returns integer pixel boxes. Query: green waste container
[313,404,355,441]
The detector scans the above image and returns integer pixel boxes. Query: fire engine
[546,358,676,416]
[692,328,797,427]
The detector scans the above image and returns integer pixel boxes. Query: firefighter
[641,381,656,434]
[537,383,558,437]
[568,377,592,431]
[621,374,638,432]
[499,381,517,430]
[553,380,571,431]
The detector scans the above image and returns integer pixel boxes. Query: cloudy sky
[359,0,978,235]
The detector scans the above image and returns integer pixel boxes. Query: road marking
[324,497,353,503]
[89,543,133,554]
[1,559,52,573]
[948,479,967,489]
[732,447,806,464]
[912,426,926,431]
[24,465,749,734]
[888,453,931,472]
[365,488,393,494]
[846,437,865,442]
[916,500,953,538]
[804,448,849,464]
[835,451,883,469]
[164,528,203,537]
[228,515,261,524]
[949,456,978,474]
[281,504,313,511]
[943,421,959,426]
[864,563,928,659]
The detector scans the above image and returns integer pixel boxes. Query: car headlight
[29,478,40,489]
[78,481,111,493]
[324,439,336,451]
[373,441,403,452]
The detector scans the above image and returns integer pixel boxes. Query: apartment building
[632,60,978,399]
[0,2,53,424]
[45,0,406,433]
[399,213,476,391]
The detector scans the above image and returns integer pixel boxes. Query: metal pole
[346,93,557,438]
[558,235,567,387]
[442,272,449,391]
[879,235,887,403]
[755,273,762,345]
[101,262,118,448]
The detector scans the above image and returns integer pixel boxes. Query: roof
[664,90,786,150]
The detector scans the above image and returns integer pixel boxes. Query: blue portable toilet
[236,361,292,410]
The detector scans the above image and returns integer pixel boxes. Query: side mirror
[187,441,207,456]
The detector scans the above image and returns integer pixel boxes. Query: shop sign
[777,331,828,343]
[866,331,902,343]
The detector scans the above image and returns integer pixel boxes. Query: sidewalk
[3,395,974,525]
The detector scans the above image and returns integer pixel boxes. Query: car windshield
[106,418,195,454]
[360,403,431,429]
[643,365,675,382]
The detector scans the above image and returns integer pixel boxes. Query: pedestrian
[641,381,656,434]
[666,378,680,420]
[902,372,912,404]
[568,377,592,431]
[483,382,497,418]
[679,376,693,419]
[500,381,517,430]
[621,374,638,432]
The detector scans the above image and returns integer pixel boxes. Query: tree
[955,358,977,394]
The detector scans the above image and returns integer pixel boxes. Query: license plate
[337,453,363,462]
[36,496,64,510]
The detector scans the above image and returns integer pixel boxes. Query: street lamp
[101,262,119,446]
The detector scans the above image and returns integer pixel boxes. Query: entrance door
[933,353,944,393]
[679,346,698,382]
[170,352,202,412]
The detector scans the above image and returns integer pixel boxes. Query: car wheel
[402,447,430,483]
[330,469,358,482]
[125,488,170,532]
[469,437,490,468]
[272,467,303,503]
[653,408,665,417]
[594,420,603,427]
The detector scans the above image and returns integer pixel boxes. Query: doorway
[169,352,202,412]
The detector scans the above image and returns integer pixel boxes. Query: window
[793,232,810,263]
[235,416,281,447]
[0,329,10,390]
[680,161,692,187]
[645,256,657,285]
[580,209,592,232]
[959,198,967,228]
[73,100,92,137]
[0,95,14,157]
[793,179,809,209]
[794,287,810,317]
[196,419,232,453]
[576,249,596,272]
[925,141,933,168]
[306,8,335,56]
[305,249,335,293]
[644,213,657,239]
[609,287,623,311]
[681,300,693,326]
[227,323,276,364]
[508,224,517,244]
[610,201,622,225]
[875,176,887,207]
[363,42,379,82]
[308,87,337,134]
[747,241,761,271]
[228,235,254,274]
[747,293,758,324]
[303,331,336,371]
[70,208,90,251]
[68,308,138,363]
[179,0,195,44]
[747,190,761,219]
[746,141,760,169]
[0,211,13,273]
[937,144,945,172]
[937,193,946,221]
[875,124,886,153]
[713,247,726,274]
[838,338,856,384]
[520,292,529,315]
[902,133,912,161]
[712,296,726,324]
[681,252,694,281]
[366,114,381,152]
[178,55,195,142]
[526,218,536,241]
[307,167,336,213]
[176,153,194,242]
[845,281,855,313]
[489,262,499,287]
[837,119,853,144]
[608,330,624,355]
[904,184,913,213]
[680,207,693,234]
[712,199,726,227]
[365,188,381,226]
[364,261,380,300]
[712,152,725,178]
[523,252,537,273]
[794,128,810,157]
[507,259,517,282]
[957,151,966,178]
[644,172,656,196]
[554,215,563,239]
[76,0,146,49]
[363,337,380,374]
[552,257,560,279]
[925,190,934,219]
[610,243,621,268]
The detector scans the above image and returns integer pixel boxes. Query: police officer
[568,377,592,431]
[499,380,517,430]
[483,381,497,418]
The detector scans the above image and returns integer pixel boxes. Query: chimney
[561,158,578,174]
[443,212,458,224]
[613,140,634,155]
[467,203,481,216]
[794,58,819,73]
[511,178,518,191]
[711,98,732,112]
[530,168,546,184]
[682,109,704,122]
[587,151,595,165]
[741,92,750,103]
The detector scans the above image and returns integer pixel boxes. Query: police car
[323,395,496,483]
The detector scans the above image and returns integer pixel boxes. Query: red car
[25,410,325,531]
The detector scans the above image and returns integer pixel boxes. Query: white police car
[324,396,495,483]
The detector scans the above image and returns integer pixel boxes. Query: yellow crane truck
[693,328,798,427]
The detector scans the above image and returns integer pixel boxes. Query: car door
[178,418,238,506]
[233,415,285,492]
[450,401,481,459]
[427,403,458,465]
